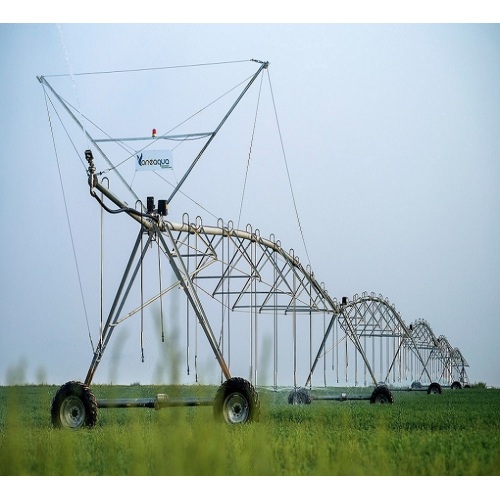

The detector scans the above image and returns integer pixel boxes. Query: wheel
[370,385,394,404]
[213,377,260,424]
[287,387,312,405]
[51,381,98,429]
[427,382,442,395]
[410,381,423,390]
[451,381,462,390]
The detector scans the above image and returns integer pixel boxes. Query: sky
[1,10,500,389]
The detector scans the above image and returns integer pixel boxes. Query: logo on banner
[136,150,173,171]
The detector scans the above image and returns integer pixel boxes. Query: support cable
[237,71,264,228]
[91,73,256,177]
[43,91,94,353]
[45,59,253,78]
[153,171,220,220]
[167,63,268,206]
[267,70,312,268]
[43,90,88,174]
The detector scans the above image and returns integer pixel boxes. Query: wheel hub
[223,393,249,424]
[60,396,85,428]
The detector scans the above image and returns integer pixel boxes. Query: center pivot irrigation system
[38,59,469,428]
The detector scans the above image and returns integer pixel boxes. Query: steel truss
[435,335,470,387]
[409,319,470,388]
[85,177,342,388]
[333,293,430,386]
[331,296,470,389]
[83,185,469,391]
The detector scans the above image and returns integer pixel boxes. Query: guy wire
[43,91,94,353]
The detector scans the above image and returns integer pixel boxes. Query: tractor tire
[51,381,98,429]
[370,385,394,404]
[287,387,312,405]
[427,382,442,395]
[213,377,260,424]
[451,381,462,390]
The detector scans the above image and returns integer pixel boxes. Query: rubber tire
[451,381,462,390]
[427,382,442,395]
[51,381,98,429]
[213,377,260,424]
[288,387,312,405]
[411,381,423,390]
[370,385,394,404]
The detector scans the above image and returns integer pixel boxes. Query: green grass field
[1,384,499,475]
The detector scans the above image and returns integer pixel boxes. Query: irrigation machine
[38,60,469,428]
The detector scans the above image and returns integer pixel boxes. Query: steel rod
[167,60,269,204]
[94,132,213,142]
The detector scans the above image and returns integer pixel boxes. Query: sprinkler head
[85,149,94,163]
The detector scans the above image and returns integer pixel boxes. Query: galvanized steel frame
[39,63,469,391]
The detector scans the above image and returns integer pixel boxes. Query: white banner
[135,150,173,171]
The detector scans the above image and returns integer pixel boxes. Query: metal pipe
[311,393,371,402]
[96,396,214,409]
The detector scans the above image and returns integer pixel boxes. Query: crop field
[1,384,499,476]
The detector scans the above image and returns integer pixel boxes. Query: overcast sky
[1,15,499,388]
